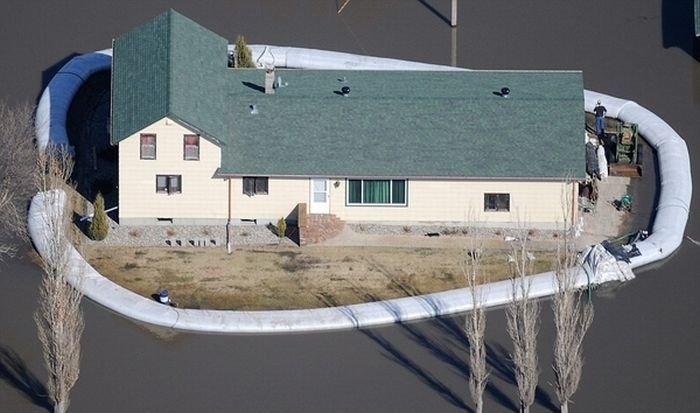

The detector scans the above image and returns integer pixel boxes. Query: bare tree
[552,185,594,413]
[506,230,540,413]
[0,100,38,259]
[336,0,352,14]
[33,146,84,413]
[462,226,489,413]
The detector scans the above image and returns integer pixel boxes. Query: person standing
[594,100,607,135]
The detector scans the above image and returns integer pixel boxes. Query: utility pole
[451,0,458,27]
[451,27,457,67]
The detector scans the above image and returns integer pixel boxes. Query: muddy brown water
[0,1,698,412]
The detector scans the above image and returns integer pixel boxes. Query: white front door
[310,178,330,214]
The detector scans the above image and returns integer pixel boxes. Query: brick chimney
[264,66,275,95]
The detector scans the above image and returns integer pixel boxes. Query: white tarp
[597,144,608,180]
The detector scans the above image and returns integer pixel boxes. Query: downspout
[571,181,577,228]
[226,177,232,254]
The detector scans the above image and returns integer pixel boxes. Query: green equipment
[615,194,632,212]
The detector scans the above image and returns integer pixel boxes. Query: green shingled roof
[111,9,230,144]
[112,11,585,179]
[220,70,585,179]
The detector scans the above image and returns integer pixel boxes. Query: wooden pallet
[609,163,642,177]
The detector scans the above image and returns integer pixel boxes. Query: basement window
[243,177,268,196]
[484,193,510,212]
[156,175,182,194]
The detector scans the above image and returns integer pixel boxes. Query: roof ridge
[165,9,173,116]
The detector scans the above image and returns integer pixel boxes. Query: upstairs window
[184,134,200,160]
[140,134,156,160]
[243,177,268,196]
[156,175,182,194]
[347,179,407,205]
[484,193,510,212]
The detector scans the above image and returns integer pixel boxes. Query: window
[484,193,510,212]
[347,179,406,205]
[156,175,182,194]
[140,134,156,160]
[243,177,268,196]
[184,134,200,160]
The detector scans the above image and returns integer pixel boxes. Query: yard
[83,243,558,310]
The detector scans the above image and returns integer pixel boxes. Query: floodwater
[0,0,698,412]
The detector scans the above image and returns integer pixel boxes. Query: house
[111,10,585,232]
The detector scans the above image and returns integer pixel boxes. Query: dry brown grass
[83,244,556,310]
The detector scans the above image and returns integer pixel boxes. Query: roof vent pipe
[264,66,275,95]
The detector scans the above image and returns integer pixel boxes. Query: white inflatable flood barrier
[35,49,112,151]
[28,46,690,333]
[584,91,692,269]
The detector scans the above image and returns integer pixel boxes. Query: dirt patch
[83,243,557,310]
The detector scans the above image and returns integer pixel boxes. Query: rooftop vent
[500,87,510,98]
[249,104,258,115]
[275,75,288,89]
[341,86,351,97]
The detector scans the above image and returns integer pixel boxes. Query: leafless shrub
[552,181,594,413]
[33,146,84,413]
[0,101,38,259]
[462,223,489,413]
[506,226,540,413]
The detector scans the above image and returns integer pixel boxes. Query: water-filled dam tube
[583,91,692,268]
[35,49,112,150]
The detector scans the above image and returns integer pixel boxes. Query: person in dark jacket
[594,100,607,135]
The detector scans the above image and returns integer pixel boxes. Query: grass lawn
[83,244,557,310]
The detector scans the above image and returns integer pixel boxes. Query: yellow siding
[329,179,576,227]
[230,177,309,221]
[119,122,575,228]
[118,117,227,223]
[230,177,575,228]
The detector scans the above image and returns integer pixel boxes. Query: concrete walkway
[29,47,689,333]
